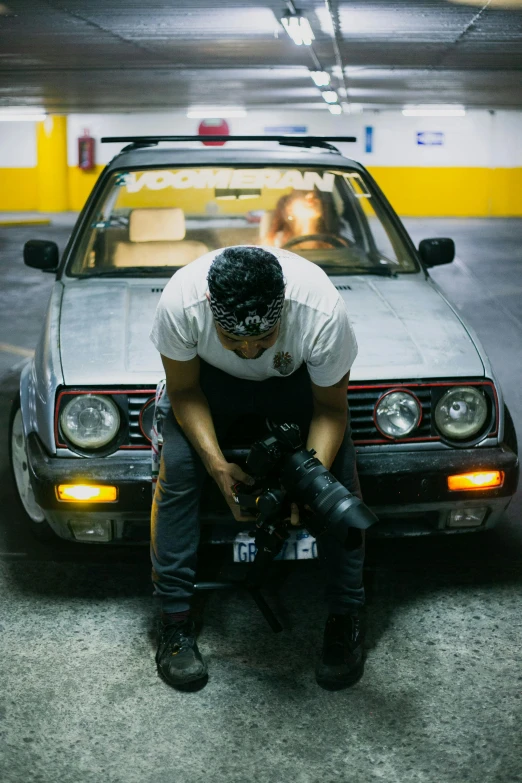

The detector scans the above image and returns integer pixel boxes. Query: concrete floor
[0,216,521,783]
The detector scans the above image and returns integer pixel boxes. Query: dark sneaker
[155,617,208,691]
[315,610,366,691]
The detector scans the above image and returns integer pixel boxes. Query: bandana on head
[209,290,285,336]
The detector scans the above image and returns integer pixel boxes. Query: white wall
[1,109,521,170]
[490,111,522,167]
[0,122,37,167]
[66,109,522,169]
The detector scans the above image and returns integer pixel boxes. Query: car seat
[112,208,208,267]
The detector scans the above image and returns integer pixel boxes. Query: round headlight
[375,390,422,438]
[434,387,488,440]
[60,394,120,449]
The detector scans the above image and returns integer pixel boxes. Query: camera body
[234,420,378,553]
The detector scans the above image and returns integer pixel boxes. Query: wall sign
[263,126,308,134]
[416,131,445,146]
[198,118,229,146]
[365,126,373,153]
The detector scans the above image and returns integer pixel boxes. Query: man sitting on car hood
[149,245,366,692]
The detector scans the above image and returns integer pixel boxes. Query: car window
[68,166,419,276]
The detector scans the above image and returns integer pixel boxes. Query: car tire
[9,394,57,543]
[503,404,518,454]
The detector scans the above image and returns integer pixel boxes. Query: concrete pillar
[36,115,69,211]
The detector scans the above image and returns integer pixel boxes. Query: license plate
[233,530,318,563]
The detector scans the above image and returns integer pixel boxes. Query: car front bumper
[26,433,519,543]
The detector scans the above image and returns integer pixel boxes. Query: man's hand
[210,460,257,522]
[286,503,311,527]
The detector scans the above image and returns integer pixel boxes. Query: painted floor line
[0,219,51,227]
[0,343,35,358]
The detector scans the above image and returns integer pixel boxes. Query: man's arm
[306,371,350,470]
[160,354,255,519]
[161,354,225,474]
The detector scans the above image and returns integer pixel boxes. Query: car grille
[126,383,495,447]
[127,393,154,447]
[126,387,433,447]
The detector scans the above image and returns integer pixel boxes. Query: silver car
[10,135,519,550]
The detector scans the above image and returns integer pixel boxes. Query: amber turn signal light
[447,471,504,491]
[56,484,118,502]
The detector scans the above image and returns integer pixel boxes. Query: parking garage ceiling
[0,0,521,112]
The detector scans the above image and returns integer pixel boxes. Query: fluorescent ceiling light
[187,108,247,118]
[310,71,330,87]
[281,12,315,45]
[322,91,338,104]
[0,113,46,121]
[402,106,466,117]
[328,105,342,115]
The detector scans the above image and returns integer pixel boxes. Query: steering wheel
[282,233,351,249]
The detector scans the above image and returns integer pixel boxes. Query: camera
[233,420,378,556]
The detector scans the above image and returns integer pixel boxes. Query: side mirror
[24,239,59,272]
[418,237,455,268]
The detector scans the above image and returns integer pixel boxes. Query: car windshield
[69,165,419,276]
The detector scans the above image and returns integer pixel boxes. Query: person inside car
[149,245,366,691]
[263,188,341,249]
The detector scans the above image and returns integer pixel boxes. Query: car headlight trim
[434,386,488,441]
[60,394,121,449]
[139,397,156,443]
[374,390,422,438]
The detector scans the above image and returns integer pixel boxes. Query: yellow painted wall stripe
[68,165,522,217]
[488,168,522,217]
[0,169,39,211]
[64,164,522,218]
[368,167,522,217]
[369,166,490,217]
[0,165,521,217]
[67,164,104,212]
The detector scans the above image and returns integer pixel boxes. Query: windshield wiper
[350,265,398,277]
[321,264,398,277]
[77,266,176,278]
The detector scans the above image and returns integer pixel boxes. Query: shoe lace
[160,621,194,657]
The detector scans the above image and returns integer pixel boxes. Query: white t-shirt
[149,247,358,387]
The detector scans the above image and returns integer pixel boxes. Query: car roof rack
[101,135,356,153]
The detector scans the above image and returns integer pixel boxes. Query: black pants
[150,359,366,615]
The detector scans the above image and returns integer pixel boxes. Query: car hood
[59,276,484,386]
[337,276,484,381]
[60,281,166,386]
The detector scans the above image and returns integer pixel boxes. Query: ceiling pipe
[284,0,329,87]
[323,0,350,110]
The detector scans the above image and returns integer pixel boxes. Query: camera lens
[281,450,378,545]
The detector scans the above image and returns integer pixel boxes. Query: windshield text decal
[123,169,335,194]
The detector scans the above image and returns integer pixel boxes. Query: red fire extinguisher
[78,129,95,170]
